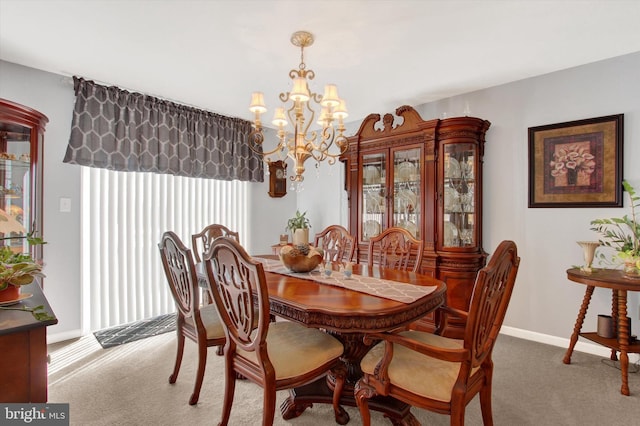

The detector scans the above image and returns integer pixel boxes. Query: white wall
[302,51,640,356]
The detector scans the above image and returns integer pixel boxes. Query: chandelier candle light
[248,30,349,184]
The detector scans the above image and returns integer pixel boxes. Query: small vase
[577,241,600,273]
[0,285,20,303]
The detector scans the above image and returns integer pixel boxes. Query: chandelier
[248,30,349,184]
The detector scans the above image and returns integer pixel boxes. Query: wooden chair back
[465,240,520,368]
[314,224,356,263]
[204,237,270,357]
[159,231,200,322]
[367,227,424,272]
[191,224,239,262]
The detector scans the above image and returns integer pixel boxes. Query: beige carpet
[48,332,640,425]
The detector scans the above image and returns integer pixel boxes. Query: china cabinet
[340,105,490,337]
[0,98,47,262]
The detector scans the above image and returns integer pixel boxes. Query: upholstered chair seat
[238,321,344,380]
[361,330,479,402]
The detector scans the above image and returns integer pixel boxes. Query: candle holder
[577,241,600,273]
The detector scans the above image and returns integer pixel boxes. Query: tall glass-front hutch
[341,106,490,337]
[0,99,48,263]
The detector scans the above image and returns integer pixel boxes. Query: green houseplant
[590,180,640,277]
[286,210,311,245]
[0,231,52,320]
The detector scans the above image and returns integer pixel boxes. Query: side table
[563,268,640,395]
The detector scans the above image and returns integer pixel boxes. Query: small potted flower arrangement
[0,231,53,320]
[286,210,311,245]
[590,180,640,278]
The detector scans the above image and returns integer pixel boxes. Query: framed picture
[528,114,623,208]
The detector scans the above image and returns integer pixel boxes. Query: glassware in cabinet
[442,142,477,249]
[360,152,386,242]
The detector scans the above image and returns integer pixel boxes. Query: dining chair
[367,226,424,272]
[158,231,226,406]
[355,240,520,426]
[314,224,356,263]
[203,236,348,426]
[191,224,240,263]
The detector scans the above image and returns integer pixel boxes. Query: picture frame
[528,114,623,208]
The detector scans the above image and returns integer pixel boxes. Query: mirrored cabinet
[0,99,48,262]
[342,106,490,337]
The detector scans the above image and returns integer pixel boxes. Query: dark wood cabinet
[340,106,490,337]
[0,281,57,402]
[0,100,55,402]
[0,98,48,262]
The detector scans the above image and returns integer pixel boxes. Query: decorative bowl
[280,245,324,273]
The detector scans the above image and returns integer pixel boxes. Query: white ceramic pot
[292,228,309,245]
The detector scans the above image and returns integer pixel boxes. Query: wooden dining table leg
[563,285,594,364]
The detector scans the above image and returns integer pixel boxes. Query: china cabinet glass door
[361,152,386,241]
[442,143,476,248]
[392,147,421,239]
[0,99,47,262]
[0,127,32,254]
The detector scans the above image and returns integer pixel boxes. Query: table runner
[257,258,437,304]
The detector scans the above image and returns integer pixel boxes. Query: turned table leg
[563,285,595,364]
[617,290,630,396]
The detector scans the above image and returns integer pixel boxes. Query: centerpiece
[590,180,640,278]
[279,243,324,273]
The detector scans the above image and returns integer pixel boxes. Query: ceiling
[1,0,640,125]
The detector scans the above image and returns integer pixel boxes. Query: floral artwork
[528,114,623,208]
[549,141,596,187]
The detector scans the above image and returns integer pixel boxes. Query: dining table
[199,255,446,425]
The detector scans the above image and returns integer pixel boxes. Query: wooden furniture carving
[340,105,490,337]
[355,240,520,426]
[563,268,640,396]
[158,231,226,405]
[367,226,423,272]
[314,224,356,263]
[0,281,58,402]
[203,238,347,425]
[0,98,48,262]
[191,224,240,263]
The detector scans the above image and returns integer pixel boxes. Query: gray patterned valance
[63,77,264,182]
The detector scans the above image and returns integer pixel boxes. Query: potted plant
[590,180,640,278]
[286,210,311,245]
[0,231,46,302]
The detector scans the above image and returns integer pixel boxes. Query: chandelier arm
[249,128,286,159]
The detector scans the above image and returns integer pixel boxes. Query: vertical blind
[82,166,248,331]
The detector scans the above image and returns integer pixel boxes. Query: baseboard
[48,324,639,363]
[47,328,83,344]
[500,325,640,363]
